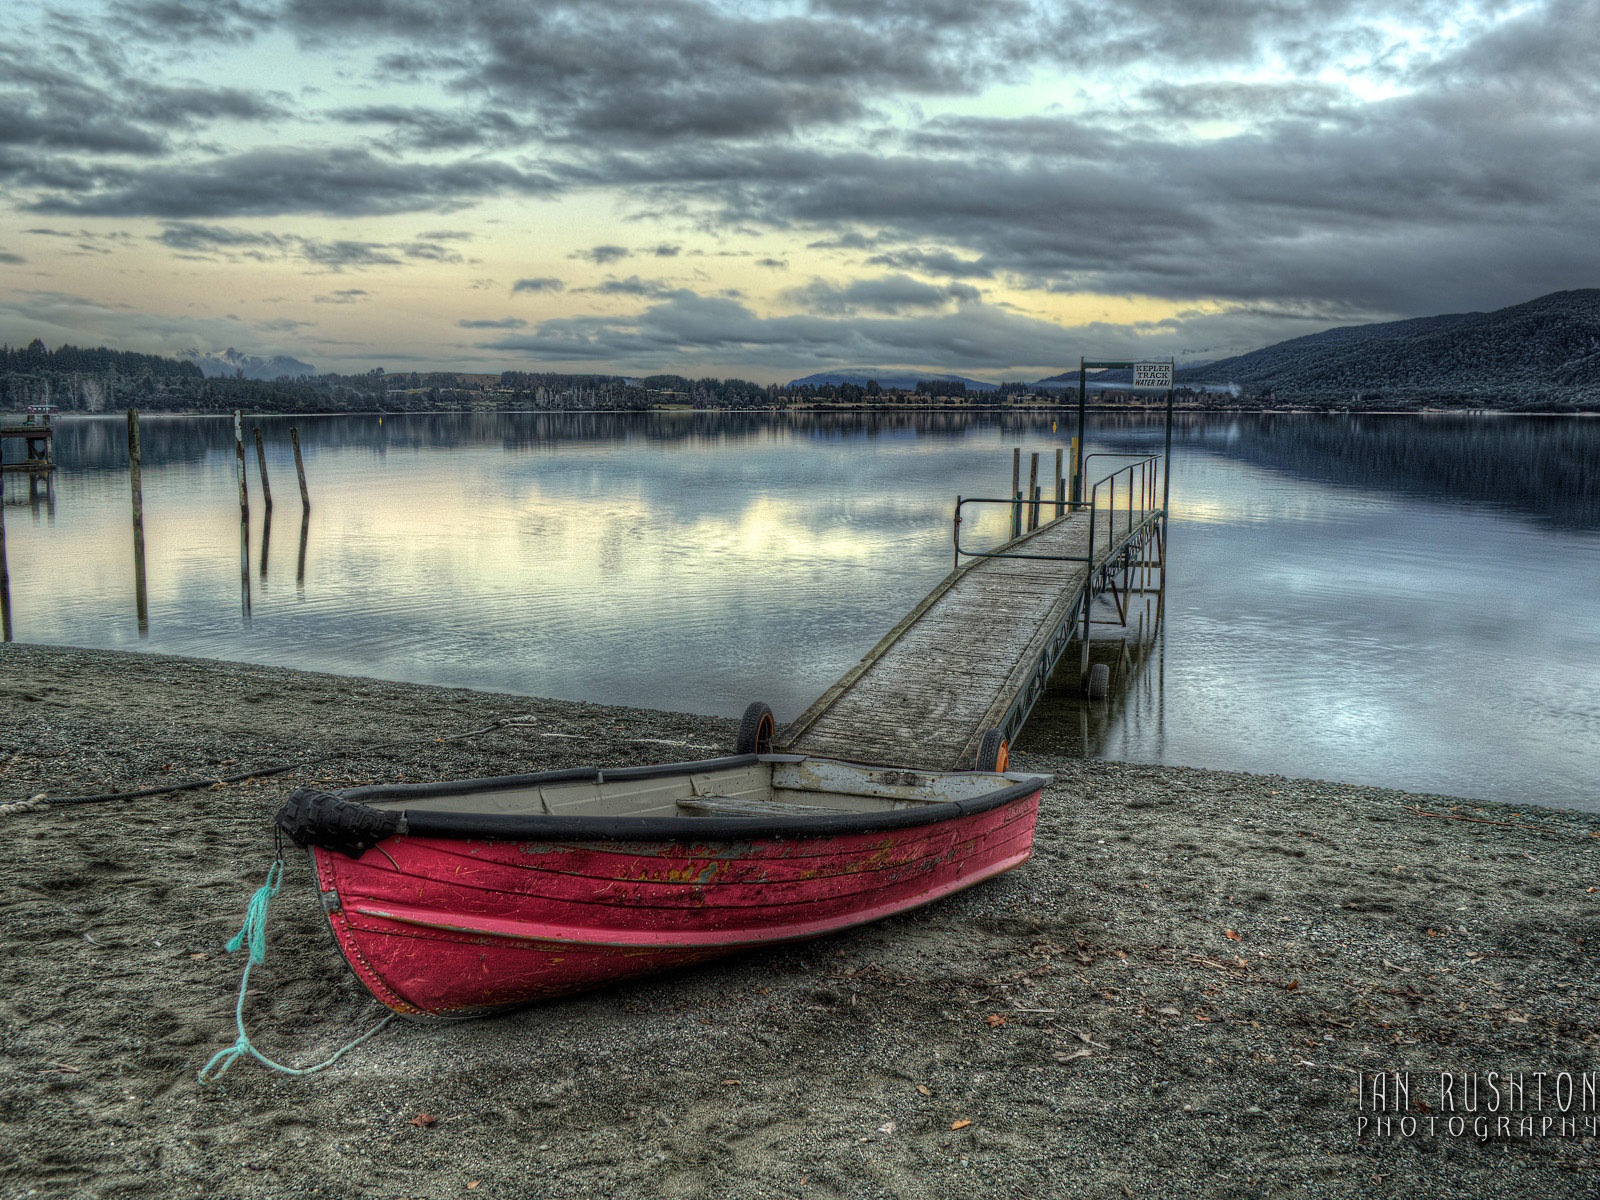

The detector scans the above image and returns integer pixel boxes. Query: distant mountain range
[184,347,317,380]
[785,291,1599,409]
[1177,290,1600,407]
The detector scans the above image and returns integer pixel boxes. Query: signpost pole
[1074,357,1086,503]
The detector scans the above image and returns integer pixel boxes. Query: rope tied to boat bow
[199,858,396,1084]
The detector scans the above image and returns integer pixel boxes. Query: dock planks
[782,508,1152,771]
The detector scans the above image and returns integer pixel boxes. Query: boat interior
[360,756,1035,820]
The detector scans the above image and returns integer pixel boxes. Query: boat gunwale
[327,753,1050,844]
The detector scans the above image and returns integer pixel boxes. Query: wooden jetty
[1,408,55,479]
[781,458,1165,773]
[783,358,1175,774]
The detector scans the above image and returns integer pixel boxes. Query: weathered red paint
[310,790,1041,1018]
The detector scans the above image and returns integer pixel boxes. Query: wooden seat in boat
[675,796,845,818]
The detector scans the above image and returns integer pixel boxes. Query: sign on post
[1133,361,1173,388]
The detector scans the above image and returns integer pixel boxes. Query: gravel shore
[2,643,1597,1199]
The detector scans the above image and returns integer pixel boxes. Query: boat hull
[310,790,1040,1018]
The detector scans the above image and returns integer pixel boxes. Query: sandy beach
[2,642,1597,1199]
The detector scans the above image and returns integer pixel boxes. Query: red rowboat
[275,752,1048,1019]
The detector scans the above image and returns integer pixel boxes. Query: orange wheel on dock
[976,729,1009,773]
[736,702,776,755]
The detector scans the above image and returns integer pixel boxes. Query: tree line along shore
[6,340,1596,416]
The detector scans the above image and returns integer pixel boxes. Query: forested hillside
[1179,290,1600,409]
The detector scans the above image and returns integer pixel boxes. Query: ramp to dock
[780,506,1157,771]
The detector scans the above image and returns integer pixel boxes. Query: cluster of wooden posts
[1009,440,1079,537]
[126,410,311,632]
[1,413,56,640]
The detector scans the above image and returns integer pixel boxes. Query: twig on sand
[1400,804,1587,838]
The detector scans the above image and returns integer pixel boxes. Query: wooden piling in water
[290,427,310,512]
[239,513,252,620]
[1010,447,1021,537]
[128,409,148,635]
[233,412,249,520]
[1027,452,1040,530]
[0,464,11,643]
[253,427,272,511]
[1055,447,1065,516]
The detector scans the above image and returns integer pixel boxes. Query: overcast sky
[2,0,1596,382]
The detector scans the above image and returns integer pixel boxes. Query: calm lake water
[3,410,1597,810]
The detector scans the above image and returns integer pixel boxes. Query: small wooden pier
[781,358,1174,772]
[1,408,56,501]
[782,458,1165,772]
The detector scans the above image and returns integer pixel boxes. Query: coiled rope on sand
[198,859,397,1084]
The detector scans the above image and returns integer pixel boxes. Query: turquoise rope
[199,860,396,1084]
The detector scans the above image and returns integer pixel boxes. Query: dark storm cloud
[574,245,630,265]
[512,277,565,294]
[16,226,134,257]
[30,148,560,218]
[131,84,289,126]
[0,97,164,156]
[397,240,466,263]
[477,290,1085,370]
[0,31,285,164]
[109,0,275,44]
[1414,0,1600,107]
[458,316,527,328]
[0,152,105,192]
[1132,80,1348,124]
[809,0,1028,27]
[154,222,465,269]
[0,46,169,156]
[863,248,993,279]
[582,276,681,298]
[578,65,1600,316]
[275,0,1048,145]
[652,244,681,257]
[783,275,979,315]
[156,223,283,252]
[1034,0,1457,70]
[329,105,540,151]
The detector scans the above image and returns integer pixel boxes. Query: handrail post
[952,497,961,569]
[1081,481,1095,689]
